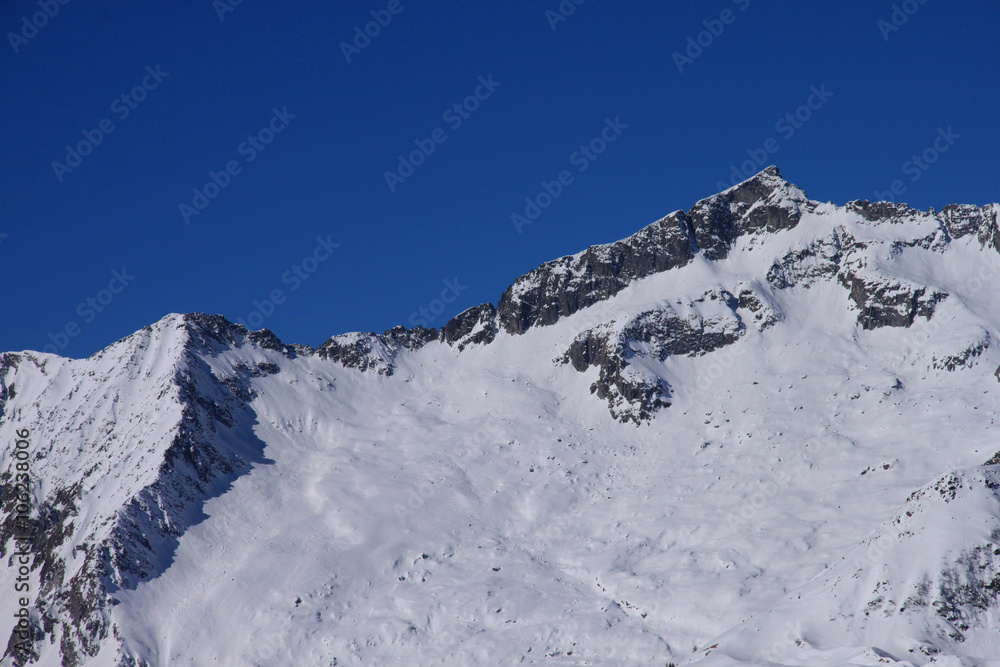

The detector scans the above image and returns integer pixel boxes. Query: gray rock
[498,166,809,335]
[839,272,948,330]
[497,209,698,335]
[0,314,274,667]
[316,326,437,376]
[440,303,497,351]
[560,290,745,423]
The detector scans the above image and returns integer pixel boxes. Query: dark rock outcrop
[762,225,949,331]
[839,272,948,330]
[686,196,735,260]
[184,313,309,359]
[846,200,920,224]
[931,330,991,372]
[497,166,807,335]
[940,203,1000,250]
[561,319,673,425]
[1,314,273,667]
[726,165,809,235]
[766,234,845,290]
[440,303,498,351]
[309,169,993,376]
[736,286,783,330]
[688,165,808,259]
[496,209,698,335]
[560,290,746,423]
[316,326,437,376]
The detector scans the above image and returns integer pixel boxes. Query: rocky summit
[2,167,1000,666]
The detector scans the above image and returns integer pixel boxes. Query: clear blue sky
[2,0,998,357]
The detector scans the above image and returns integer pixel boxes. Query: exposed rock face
[736,285,783,330]
[686,197,736,261]
[315,167,809,372]
[559,289,747,423]
[440,303,497,351]
[840,273,947,330]
[0,315,273,667]
[688,165,809,259]
[0,478,88,666]
[766,233,845,289]
[103,352,269,593]
[940,203,1000,249]
[185,313,308,358]
[560,318,672,425]
[304,167,995,421]
[315,304,501,375]
[496,210,698,335]
[931,329,992,372]
[316,326,437,376]
[496,166,808,334]
[848,468,1000,644]
[845,200,921,224]
[725,165,810,234]
[763,225,950,330]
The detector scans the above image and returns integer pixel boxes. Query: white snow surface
[2,178,1000,666]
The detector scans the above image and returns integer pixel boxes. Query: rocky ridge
[311,167,999,422]
[2,168,1000,666]
[0,315,278,666]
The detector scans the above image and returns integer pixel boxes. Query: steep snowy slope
[0,318,278,665]
[2,167,999,666]
[688,463,1000,666]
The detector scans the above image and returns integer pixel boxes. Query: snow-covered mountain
[2,166,999,666]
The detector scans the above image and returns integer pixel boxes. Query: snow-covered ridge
[2,168,1000,666]
[309,168,997,404]
[0,314,283,665]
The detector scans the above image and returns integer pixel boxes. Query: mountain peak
[718,164,808,209]
[493,167,812,335]
[5,170,1000,667]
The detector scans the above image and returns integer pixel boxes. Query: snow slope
[2,167,999,666]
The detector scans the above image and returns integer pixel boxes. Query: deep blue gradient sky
[2,1,998,357]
